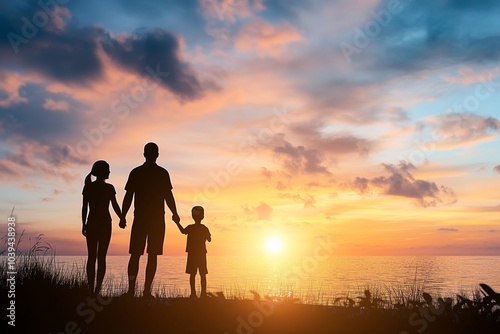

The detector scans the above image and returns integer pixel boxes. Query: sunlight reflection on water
[55,255,500,304]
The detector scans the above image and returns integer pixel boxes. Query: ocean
[52,255,500,304]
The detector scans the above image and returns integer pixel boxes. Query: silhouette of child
[175,206,211,299]
[82,160,122,295]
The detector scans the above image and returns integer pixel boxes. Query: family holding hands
[81,142,211,299]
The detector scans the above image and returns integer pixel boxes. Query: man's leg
[190,274,196,298]
[127,254,141,295]
[144,254,157,296]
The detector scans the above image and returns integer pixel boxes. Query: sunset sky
[1,0,499,257]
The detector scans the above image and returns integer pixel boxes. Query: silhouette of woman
[82,160,122,295]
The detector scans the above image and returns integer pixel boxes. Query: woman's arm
[81,196,88,236]
[111,194,122,219]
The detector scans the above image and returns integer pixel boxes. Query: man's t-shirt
[184,224,211,254]
[125,162,173,218]
[82,182,116,223]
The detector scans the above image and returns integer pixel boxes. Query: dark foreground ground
[4,286,500,334]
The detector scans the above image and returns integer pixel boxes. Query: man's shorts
[185,252,208,275]
[129,216,165,255]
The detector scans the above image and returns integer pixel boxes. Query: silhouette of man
[120,142,180,297]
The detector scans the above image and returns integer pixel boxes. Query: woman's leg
[86,236,98,294]
[95,229,111,295]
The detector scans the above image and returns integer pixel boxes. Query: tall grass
[0,232,87,294]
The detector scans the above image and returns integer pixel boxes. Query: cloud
[235,18,301,56]
[352,177,370,194]
[363,0,500,72]
[0,140,84,182]
[102,28,213,101]
[438,228,458,232]
[436,113,499,139]
[273,139,331,175]
[264,122,374,176]
[0,2,104,83]
[199,0,262,22]
[278,193,315,208]
[442,67,500,85]
[494,165,500,174]
[243,202,273,220]
[42,98,70,112]
[259,0,312,22]
[0,83,85,144]
[0,84,86,182]
[351,161,457,207]
[290,122,374,156]
[0,2,210,100]
[423,112,500,148]
[0,161,21,177]
[297,76,414,127]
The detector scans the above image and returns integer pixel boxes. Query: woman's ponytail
[84,172,93,186]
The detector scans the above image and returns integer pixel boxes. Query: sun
[265,236,284,254]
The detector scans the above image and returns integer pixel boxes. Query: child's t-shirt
[184,224,211,254]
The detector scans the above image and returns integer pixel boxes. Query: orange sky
[1,0,499,256]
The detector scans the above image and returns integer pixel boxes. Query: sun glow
[265,236,284,254]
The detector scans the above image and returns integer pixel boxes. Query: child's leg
[200,274,207,296]
[189,273,196,297]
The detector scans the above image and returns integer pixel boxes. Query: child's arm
[206,228,211,242]
[81,196,89,236]
[175,222,187,234]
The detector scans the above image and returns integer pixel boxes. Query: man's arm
[165,190,180,223]
[120,190,133,228]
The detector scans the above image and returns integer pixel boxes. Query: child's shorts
[186,252,208,275]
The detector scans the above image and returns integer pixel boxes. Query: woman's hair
[84,160,110,185]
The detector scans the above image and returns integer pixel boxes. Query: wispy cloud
[243,202,273,220]
[351,161,457,207]
[438,228,458,232]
